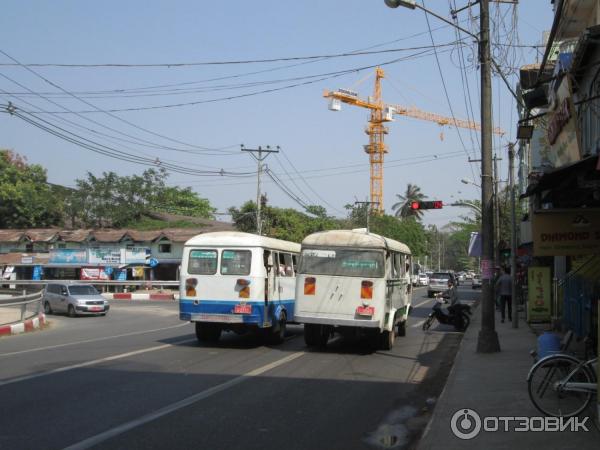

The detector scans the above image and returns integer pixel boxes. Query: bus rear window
[188,249,218,275]
[221,250,251,275]
[299,248,384,278]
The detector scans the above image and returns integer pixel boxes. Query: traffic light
[410,200,443,210]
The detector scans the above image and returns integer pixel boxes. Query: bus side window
[292,254,298,275]
[282,253,294,277]
[390,252,399,279]
[394,253,404,277]
[272,252,283,276]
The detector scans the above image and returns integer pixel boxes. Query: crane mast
[323,67,505,216]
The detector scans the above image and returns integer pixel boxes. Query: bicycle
[527,351,597,417]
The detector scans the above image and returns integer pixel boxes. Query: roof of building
[0,222,235,244]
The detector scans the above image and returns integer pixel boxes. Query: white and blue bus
[295,229,413,350]
[179,232,300,344]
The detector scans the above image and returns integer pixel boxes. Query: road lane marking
[0,338,197,387]
[63,351,306,450]
[413,298,434,309]
[411,319,426,329]
[0,323,189,357]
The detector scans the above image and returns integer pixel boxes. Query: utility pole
[493,154,502,268]
[509,143,518,328]
[354,199,379,233]
[477,0,501,353]
[241,145,279,236]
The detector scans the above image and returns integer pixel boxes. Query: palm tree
[391,183,426,220]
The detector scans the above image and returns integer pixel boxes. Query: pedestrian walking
[495,266,512,323]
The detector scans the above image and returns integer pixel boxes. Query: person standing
[495,267,512,323]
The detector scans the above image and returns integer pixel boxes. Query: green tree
[229,201,338,242]
[391,183,426,220]
[68,168,214,227]
[0,150,63,228]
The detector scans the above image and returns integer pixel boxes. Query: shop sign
[527,266,552,322]
[88,248,122,264]
[80,267,110,280]
[542,78,581,168]
[124,247,148,264]
[21,256,33,264]
[49,249,88,264]
[533,209,600,256]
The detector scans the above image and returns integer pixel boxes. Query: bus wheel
[195,323,221,343]
[269,313,286,345]
[317,326,330,348]
[397,321,406,337]
[380,327,395,351]
[304,324,320,347]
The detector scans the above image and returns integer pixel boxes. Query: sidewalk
[418,304,599,450]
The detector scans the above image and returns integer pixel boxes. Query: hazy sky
[0,1,553,227]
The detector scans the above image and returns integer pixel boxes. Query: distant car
[418,274,429,286]
[428,271,458,302]
[43,282,110,317]
[411,274,419,287]
[472,275,482,289]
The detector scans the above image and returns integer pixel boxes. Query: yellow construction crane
[323,67,505,215]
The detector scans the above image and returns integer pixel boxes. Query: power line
[421,0,477,183]
[0,48,238,152]
[0,42,464,68]
[22,47,457,114]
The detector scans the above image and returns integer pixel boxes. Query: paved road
[0,286,478,450]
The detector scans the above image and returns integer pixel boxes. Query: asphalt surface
[0,285,478,450]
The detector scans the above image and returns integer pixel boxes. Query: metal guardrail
[1,280,179,293]
[0,290,44,326]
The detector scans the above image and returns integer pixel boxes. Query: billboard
[49,249,88,264]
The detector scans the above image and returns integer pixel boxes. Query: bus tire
[195,322,221,343]
[380,327,395,351]
[304,324,320,347]
[397,321,406,337]
[269,313,287,345]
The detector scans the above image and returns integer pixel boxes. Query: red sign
[233,304,252,314]
[356,306,375,316]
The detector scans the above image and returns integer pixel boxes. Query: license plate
[233,304,252,314]
[356,306,374,316]
[89,306,103,312]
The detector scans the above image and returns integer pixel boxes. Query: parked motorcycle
[422,292,472,332]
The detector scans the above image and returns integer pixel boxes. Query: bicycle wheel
[528,355,594,417]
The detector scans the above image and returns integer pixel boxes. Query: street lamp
[384,0,500,353]
[461,178,481,188]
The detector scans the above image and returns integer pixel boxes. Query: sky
[0,1,554,227]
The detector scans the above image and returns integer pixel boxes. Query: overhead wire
[0,48,239,153]
[421,0,478,183]
[22,46,459,114]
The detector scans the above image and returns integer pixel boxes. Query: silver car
[43,282,110,317]
[427,272,458,301]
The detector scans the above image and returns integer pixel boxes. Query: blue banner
[49,249,88,264]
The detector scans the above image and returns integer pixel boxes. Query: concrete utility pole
[354,199,379,233]
[241,145,279,236]
[477,0,501,353]
[493,154,502,268]
[509,144,518,328]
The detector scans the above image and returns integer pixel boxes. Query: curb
[416,301,481,450]
[0,313,46,337]
[102,293,178,301]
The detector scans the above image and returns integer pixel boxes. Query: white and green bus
[295,229,413,350]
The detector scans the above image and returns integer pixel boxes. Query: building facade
[0,224,234,282]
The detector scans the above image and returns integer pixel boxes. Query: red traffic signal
[410,200,443,210]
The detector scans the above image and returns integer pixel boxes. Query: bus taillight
[237,279,250,298]
[361,280,373,299]
[185,278,198,297]
[304,277,316,295]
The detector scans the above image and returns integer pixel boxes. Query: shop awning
[521,155,599,198]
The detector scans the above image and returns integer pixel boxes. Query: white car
[418,274,429,286]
